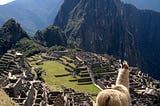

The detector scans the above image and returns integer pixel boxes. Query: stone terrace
[58,51,160,106]
[0,50,94,106]
[1,50,160,106]
[63,87,93,106]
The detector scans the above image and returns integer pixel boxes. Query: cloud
[0,0,15,5]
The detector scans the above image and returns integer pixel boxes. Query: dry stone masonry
[0,49,160,106]
[46,50,160,106]
[0,50,93,106]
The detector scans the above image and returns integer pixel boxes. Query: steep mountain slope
[34,25,67,47]
[54,0,160,79]
[123,5,160,79]
[0,19,46,56]
[54,0,80,29]
[0,0,64,35]
[14,38,46,57]
[0,18,28,55]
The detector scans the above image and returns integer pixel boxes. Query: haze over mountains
[121,0,160,12]
[0,0,64,35]
[0,0,159,35]
[0,0,160,80]
[0,1,160,105]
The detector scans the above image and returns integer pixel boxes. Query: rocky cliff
[0,19,46,56]
[54,0,160,79]
[34,25,67,47]
[0,18,28,55]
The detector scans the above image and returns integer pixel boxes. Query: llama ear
[123,60,127,65]
[122,61,129,69]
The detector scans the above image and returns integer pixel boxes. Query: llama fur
[96,63,130,106]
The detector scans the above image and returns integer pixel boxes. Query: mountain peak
[34,25,67,47]
[1,18,28,38]
[3,18,20,29]
[0,19,28,55]
[54,0,160,80]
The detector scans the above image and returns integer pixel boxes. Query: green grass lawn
[34,61,100,94]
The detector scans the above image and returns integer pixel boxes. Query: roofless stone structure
[0,50,93,106]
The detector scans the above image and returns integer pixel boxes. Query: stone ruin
[0,50,94,106]
[0,50,33,80]
[1,50,160,106]
[4,78,35,106]
[63,87,93,106]
[46,50,160,106]
[60,51,160,106]
[2,77,93,106]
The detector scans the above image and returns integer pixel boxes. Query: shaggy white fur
[116,68,129,89]
[96,62,130,106]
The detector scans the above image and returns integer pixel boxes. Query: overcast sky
[0,0,15,5]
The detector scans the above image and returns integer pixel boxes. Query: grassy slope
[33,61,100,94]
[0,89,15,106]
[14,38,46,56]
[60,56,76,68]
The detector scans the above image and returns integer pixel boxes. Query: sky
[0,0,15,5]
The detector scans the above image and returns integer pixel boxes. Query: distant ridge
[0,0,64,35]
[121,0,160,12]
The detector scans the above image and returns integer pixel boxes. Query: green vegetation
[33,61,100,94]
[34,25,67,47]
[14,38,46,56]
[0,19,28,55]
[48,45,66,51]
[0,89,15,106]
[60,56,76,68]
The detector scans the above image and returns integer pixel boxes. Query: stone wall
[4,78,22,98]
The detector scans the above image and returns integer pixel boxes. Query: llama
[96,61,130,106]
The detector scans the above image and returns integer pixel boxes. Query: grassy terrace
[60,56,76,68]
[32,60,100,95]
